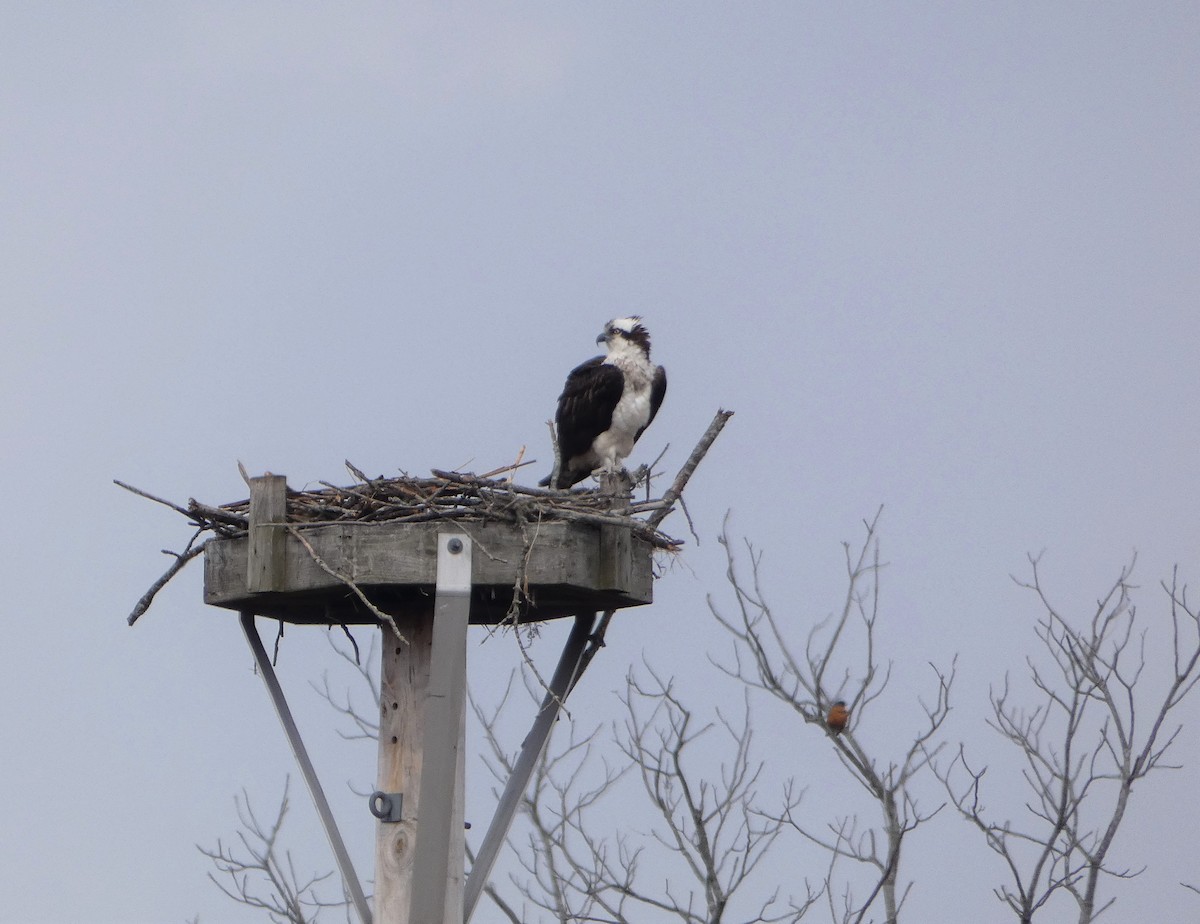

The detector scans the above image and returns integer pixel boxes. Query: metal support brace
[463,611,598,922]
[409,533,473,924]
[240,612,373,924]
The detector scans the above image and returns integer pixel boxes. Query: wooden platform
[203,517,654,625]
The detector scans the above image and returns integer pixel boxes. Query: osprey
[542,317,667,489]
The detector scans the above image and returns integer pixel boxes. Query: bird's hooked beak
[596,331,608,346]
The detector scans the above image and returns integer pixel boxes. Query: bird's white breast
[591,353,654,467]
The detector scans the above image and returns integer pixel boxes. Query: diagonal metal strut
[463,610,598,921]
[240,612,373,924]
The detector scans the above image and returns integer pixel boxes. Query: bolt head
[447,537,463,554]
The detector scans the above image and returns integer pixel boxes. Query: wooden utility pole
[374,608,470,922]
[373,534,471,924]
[373,609,432,920]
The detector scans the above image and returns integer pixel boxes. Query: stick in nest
[127,536,209,626]
[285,525,408,644]
[647,409,733,530]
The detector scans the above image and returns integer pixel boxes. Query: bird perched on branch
[826,701,849,735]
[542,317,667,489]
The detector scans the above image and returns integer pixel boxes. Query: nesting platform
[201,473,658,626]
[205,518,653,625]
[122,420,732,924]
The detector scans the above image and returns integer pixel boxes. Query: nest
[121,409,733,627]
[185,464,682,551]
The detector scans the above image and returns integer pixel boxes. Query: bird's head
[598,316,652,357]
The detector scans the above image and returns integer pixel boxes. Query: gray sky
[2,4,1198,922]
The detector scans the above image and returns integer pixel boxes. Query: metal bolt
[447,537,463,554]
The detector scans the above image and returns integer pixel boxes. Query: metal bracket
[463,611,598,921]
[408,532,473,924]
[369,791,404,823]
[240,612,373,924]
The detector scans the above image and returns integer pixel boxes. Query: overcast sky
[2,4,1198,923]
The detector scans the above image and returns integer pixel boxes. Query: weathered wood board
[203,519,654,625]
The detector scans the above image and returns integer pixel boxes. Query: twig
[284,525,408,644]
[337,625,361,665]
[678,494,702,547]
[547,420,562,490]
[647,409,734,529]
[429,469,570,500]
[127,539,209,626]
[114,479,193,519]
[479,454,535,480]
[344,460,372,483]
[187,499,249,529]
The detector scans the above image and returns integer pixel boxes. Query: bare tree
[198,779,353,924]
[201,516,953,924]
[936,556,1200,923]
[471,662,821,923]
[709,511,954,924]
[196,631,378,924]
[471,668,621,924]
[310,631,381,744]
[199,524,1196,924]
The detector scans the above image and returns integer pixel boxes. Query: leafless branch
[472,663,818,923]
[310,632,381,741]
[126,531,209,625]
[197,781,353,924]
[936,557,1200,923]
[710,510,953,922]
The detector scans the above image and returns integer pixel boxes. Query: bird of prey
[542,317,667,489]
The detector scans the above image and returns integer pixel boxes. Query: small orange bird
[826,700,849,735]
